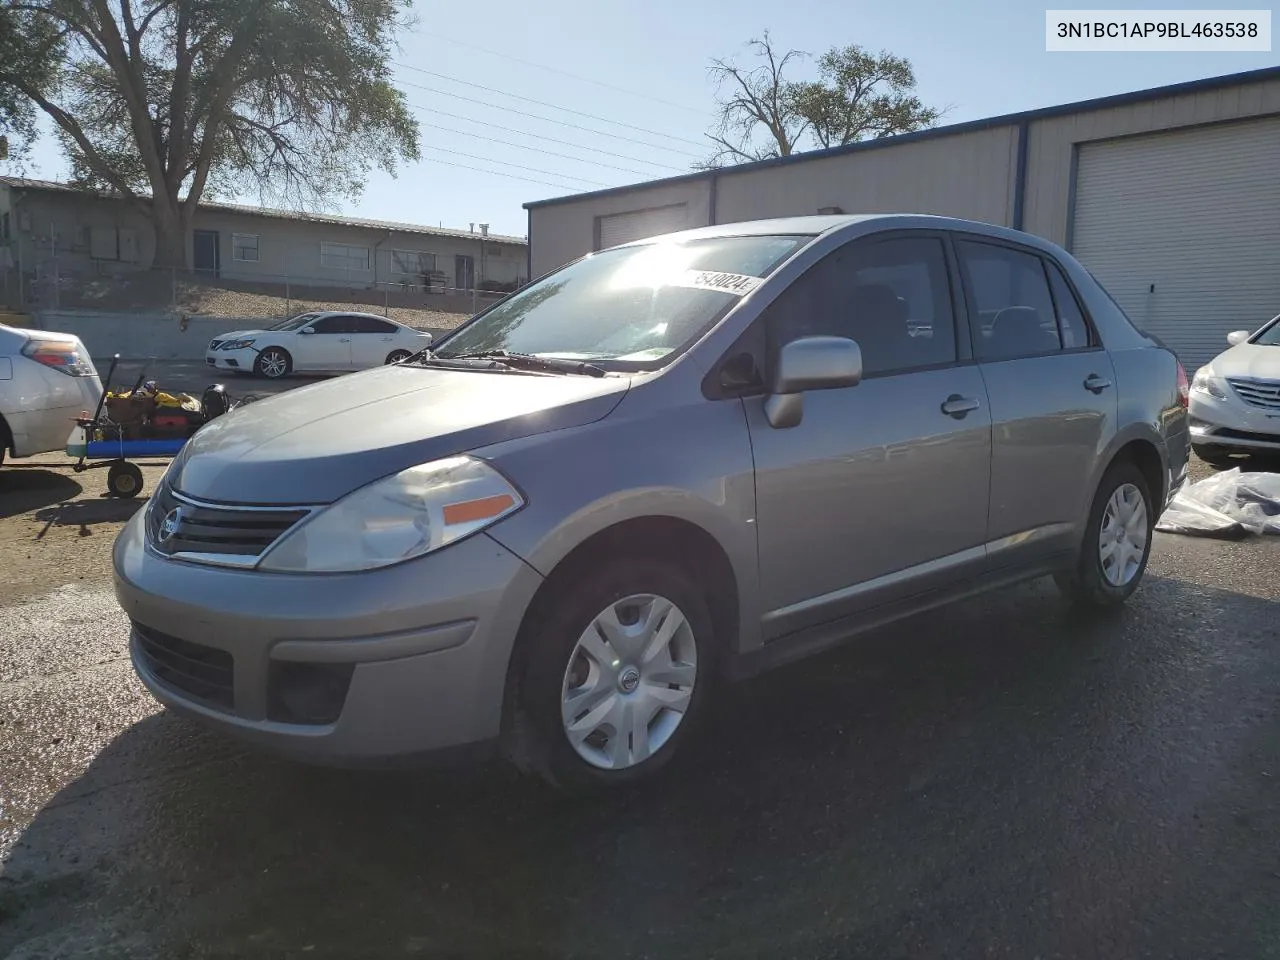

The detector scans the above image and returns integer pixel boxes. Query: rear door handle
[339,338,351,343]
[1084,374,1112,394]
[941,394,981,419]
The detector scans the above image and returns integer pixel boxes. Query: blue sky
[12,0,1278,238]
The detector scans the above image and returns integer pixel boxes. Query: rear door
[746,232,993,640]
[349,316,399,368]
[953,235,1117,565]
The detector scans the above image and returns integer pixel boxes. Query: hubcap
[560,593,698,771]
[1099,482,1148,587]
[262,352,286,377]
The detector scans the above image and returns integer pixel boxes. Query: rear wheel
[107,461,144,498]
[254,347,291,379]
[1056,461,1153,609]
[507,558,713,789]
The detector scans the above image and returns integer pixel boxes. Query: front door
[455,255,475,292]
[747,233,992,641]
[298,314,354,370]
[193,230,220,275]
[953,236,1117,565]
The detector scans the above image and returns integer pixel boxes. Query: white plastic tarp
[1156,468,1280,537]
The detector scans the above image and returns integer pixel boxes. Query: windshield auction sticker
[673,270,764,296]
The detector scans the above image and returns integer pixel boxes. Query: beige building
[524,66,1280,369]
[0,177,527,301]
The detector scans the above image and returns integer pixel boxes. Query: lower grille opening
[134,623,234,709]
[267,661,354,725]
[1215,427,1280,443]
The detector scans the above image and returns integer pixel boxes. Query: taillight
[1176,360,1189,408]
[22,339,95,377]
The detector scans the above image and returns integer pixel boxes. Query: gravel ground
[2,447,1279,958]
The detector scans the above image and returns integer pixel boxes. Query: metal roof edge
[523,64,1280,211]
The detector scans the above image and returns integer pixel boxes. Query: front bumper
[1188,390,1280,452]
[113,509,543,764]
[204,348,255,372]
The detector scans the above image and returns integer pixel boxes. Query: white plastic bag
[1156,468,1280,537]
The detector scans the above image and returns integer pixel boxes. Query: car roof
[619,213,1065,256]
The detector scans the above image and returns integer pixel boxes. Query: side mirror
[1226,330,1250,346]
[299,326,316,335]
[764,336,862,429]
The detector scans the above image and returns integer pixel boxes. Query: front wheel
[385,349,413,365]
[1055,461,1153,609]
[254,347,292,379]
[508,558,713,789]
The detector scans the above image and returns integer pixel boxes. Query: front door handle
[1084,374,1112,394]
[941,394,981,419]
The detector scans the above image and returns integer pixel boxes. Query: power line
[414,103,684,171]
[399,78,705,160]
[408,103,686,178]
[419,142,613,188]
[416,33,716,119]
[396,64,708,153]
[416,155,588,192]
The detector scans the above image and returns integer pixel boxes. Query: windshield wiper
[428,350,607,378]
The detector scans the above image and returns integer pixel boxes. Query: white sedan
[1189,314,1280,463]
[205,311,433,379]
[0,324,104,467]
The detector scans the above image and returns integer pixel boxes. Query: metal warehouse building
[524,67,1280,370]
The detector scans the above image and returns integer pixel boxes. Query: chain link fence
[4,259,520,331]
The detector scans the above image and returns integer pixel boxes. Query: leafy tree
[0,0,420,266]
[701,33,941,167]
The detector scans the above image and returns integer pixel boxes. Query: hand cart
[67,355,195,498]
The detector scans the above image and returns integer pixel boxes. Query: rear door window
[956,240,1061,361]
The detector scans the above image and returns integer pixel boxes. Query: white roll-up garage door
[597,203,689,250]
[1071,117,1280,371]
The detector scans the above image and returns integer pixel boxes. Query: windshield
[268,313,320,331]
[1253,315,1280,345]
[431,235,807,369]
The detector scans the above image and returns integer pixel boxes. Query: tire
[1055,461,1154,609]
[385,349,413,365]
[107,461,144,498]
[507,557,715,790]
[253,347,292,379]
[1192,442,1235,467]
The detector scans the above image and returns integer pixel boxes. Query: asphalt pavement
[1,452,1278,959]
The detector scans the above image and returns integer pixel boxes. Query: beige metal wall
[528,179,713,277]
[1021,76,1280,247]
[714,125,1019,227]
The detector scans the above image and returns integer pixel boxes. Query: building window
[390,249,436,275]
[321,241,370,271]
[232,233,260,262]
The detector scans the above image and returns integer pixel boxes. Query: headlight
[223,339,256,350]
[1191,368,1227,399]
[258,455,524,573]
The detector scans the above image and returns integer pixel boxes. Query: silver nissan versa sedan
[113,215,1190,788]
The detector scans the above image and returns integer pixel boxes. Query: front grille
[148,484,310,566]
[134,622,234,708]
[1227,377,1280,411]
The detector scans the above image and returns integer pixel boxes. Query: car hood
[213,329,268,342]
[169,365,631,503]
[1209,343,1280,380]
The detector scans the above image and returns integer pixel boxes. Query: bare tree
[701,31,810,168]
[700,33,941,168]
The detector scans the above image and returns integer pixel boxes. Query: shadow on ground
[32,498,145,539]
[0,470,83,520]
[3,574,1278,959]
